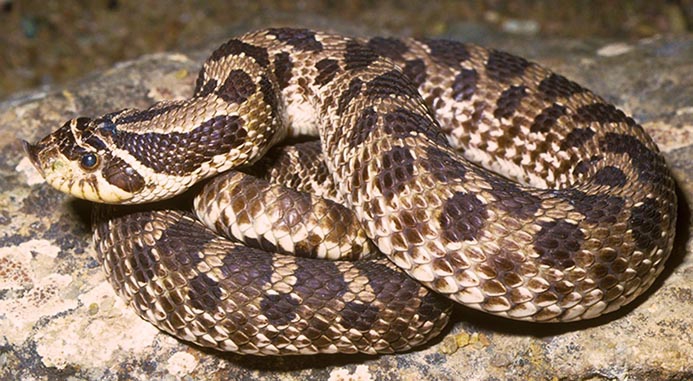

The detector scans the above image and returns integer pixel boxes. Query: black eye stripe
[84,135,107,150]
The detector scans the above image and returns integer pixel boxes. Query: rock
[1,27,692,380]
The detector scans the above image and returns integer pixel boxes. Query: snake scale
[24,28,677,355]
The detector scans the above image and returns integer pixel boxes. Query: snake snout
[22,139,45,176]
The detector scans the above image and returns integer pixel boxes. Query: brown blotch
[628,197,663,254]
[480,172,541,220]
[337,78,363,115]
[273,52,293,90]
[367,37,409,61]
[538,73,586,100]
[534,220,584,270]
[452,68,478,102]
[340,301,381,331]
[344,40,379,71]
[403,58,426,88]
[376,146,416,200]
[188,274,223,313]
[422,147,467,182]
[485,50,530,83]
[268,28,323,52]
[210,39,269,67]
[217,69,256,104]
[555,190,625,224]
[600,132,668,186]
[440,192,488,242]
[493,85,527,119]
[420,39,470,67]
[559,127,595,150]
[365,69,419,99]
[530,103,567,133]
[349,107,378,148]
[259,75,279,118]
[591,166,627,187]
[382,108,448,145]
[314,58,340,87]
[574,103,636,126]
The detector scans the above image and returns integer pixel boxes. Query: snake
[23,28,677,356]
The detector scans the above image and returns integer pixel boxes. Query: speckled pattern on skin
[23,28,677,356]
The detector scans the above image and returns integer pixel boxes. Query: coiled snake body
[24,28,677,355]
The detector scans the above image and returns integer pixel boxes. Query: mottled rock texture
[1,27,691,380]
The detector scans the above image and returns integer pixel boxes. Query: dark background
[1,0,693,100]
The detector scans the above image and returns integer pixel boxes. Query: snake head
[23,117,144,204]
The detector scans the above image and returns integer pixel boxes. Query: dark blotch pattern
[574,103,636,126]
[259,75,279,118]
[102,155,145,193]
[337,78,363,115]
[188,273,224,313]
[155,218,212,271]
[315,58,340,87]
[268,28,323,52]
[130,242,157,284]
[481,172,542,220]
[217,69,256,104]
[628,198,663,253]
[534,220,584,269]
[600,133,667,185]
[273,52,293,90]
[403,59,426,88]
[486,50,530,83]
[452,69,478,102]
[365,69,419,99]
[193,67,217,97]
[367,37,408,61]
[293,259,347,302]
[382,107,447,146]
[377,146,416,200]
[195,79,218,98]
[112,115,246,175]
[350,107,378,148]
[220,246,275,290]
[421,39,470,67]
[344,40,379,71]
[560,127,595,150]
[259,292,300,327]
[555,190,625,224]
[538,73,586,100]
[352,260,446,325]
[210,39,269,67]
[530,103,567,133]
[440,192,488,242]
[260,259,347,327]
[592,166,627,187]
[422,147,467,182]
[494,85,527,119]
[341,301,381,331]
[572,155,603,177]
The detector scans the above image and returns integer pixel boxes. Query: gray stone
[1,27,691,381]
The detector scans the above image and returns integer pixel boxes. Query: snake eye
[80,153,99,170]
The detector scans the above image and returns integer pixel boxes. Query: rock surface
[1,25,692,380]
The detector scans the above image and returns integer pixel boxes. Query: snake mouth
[22,139,45,176]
